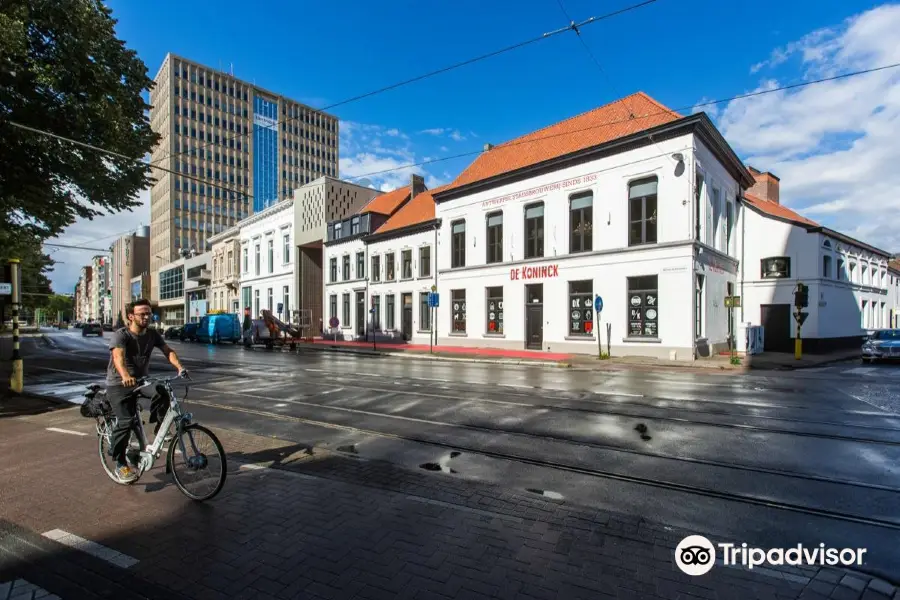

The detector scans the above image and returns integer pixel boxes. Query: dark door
[525,284,543,350]
[355,291,365,339]
[761,303,791,352]
[401,293,413,341]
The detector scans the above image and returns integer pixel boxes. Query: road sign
[0,283,10,295]
[794,310,809,326]
[594,295,603,313]
[428,292,440,308]
[329,316,339,328]
[724,295,742,308]
[431,284,437,293]
[277,302,283,313]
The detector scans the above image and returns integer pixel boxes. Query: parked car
[180,322,199,342]
[81,322,103,337]
[861,329,900,363]
[197,313,242,344]
[164,325,182,340]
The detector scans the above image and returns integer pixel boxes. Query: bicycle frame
[130,376,198,476]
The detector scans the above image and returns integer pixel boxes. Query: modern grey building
[148,53,339,302]
[293,177,382,331]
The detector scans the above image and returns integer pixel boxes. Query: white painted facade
[238,199,295,320]
[433,130,745,360]
[324,230,438,342]
[740,205,899,349]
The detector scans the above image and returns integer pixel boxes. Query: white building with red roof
[431,93,754,360]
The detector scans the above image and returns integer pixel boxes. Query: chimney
[484,143,494,152]
[747,166,780,204]
[410,174,426,200]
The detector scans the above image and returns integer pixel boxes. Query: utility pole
[8,259,23,393]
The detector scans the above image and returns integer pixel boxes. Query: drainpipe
[433,221,439,346]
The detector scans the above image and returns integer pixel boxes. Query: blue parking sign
[428,292,440,308]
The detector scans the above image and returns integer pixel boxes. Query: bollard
[9,259,23,393]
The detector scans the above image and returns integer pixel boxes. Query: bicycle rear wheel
[167,424,226,501]
[98,417,142,485]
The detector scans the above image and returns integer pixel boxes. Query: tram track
[188,396,900,532]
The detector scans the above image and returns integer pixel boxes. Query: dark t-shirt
[106,327,166,386]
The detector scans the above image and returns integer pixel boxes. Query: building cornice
[364,219,441,244]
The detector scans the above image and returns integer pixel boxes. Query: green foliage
[0,0,159,242]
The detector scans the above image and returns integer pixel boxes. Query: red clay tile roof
[441,92,681,192]
[743,193,819,227]
[375,186,447,234]
[360,186,410,215]
[889,259,900,273]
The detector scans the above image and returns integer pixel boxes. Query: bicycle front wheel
[167,424,226,501]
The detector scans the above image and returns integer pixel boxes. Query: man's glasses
[133,313,152,319]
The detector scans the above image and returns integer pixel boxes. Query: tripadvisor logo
[674,535,868,576]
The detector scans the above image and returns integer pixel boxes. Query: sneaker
[116,465,138,482]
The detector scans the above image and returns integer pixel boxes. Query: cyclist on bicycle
[107,298,187,482]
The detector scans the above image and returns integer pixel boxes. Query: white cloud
[717,3,900,253]
[419,128,445,136]
[43,188,150,293]
[449,130,465,142]
[340,120,452,191]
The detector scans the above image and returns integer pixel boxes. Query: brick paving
[0,395,896,600]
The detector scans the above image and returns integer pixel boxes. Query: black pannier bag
[80,388,111,418]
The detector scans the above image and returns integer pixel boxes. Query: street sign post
[594,295,604,358]
[793,283,809,359]
[0,283,11,295]
[427,291,440,354]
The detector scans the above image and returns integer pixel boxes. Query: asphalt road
[10,329,900,580]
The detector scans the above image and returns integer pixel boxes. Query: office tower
[108,227,150,324]
[147,53,339,301]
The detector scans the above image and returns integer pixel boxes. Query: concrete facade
[109,228,150,326]
[148,53,339,299]
[293,178,382,332]
[184,253,211,324]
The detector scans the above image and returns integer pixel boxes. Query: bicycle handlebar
[135,371,191,389]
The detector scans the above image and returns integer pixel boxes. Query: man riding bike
[107,299,187,482]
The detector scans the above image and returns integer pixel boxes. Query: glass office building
[148,53,339,301]
[253,95,279,212]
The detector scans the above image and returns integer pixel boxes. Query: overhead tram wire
[9,61,900,208]
[342,61,900,183]
[151,0,661,166]
[7,121,253,202]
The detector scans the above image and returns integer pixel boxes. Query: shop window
[342,293,350,326]
[629,177,658,246]
[569,192,593,253]
[486,287,503,334]
[486,212,503,264]
[568,280,593,335]
[451,289,466,333]
[524,203,544,259]
[451,220,466,268]
[386,295,395,329]
[627,275,659,338]
[420,292,431,330]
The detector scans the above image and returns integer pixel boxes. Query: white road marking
[33,367,101,377]
[499,383,531,390]
[592,389,644,398]
[45,427,88,437]
[42,529,138,568]
[273,403,288,408]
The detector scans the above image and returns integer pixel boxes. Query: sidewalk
[1,395,896,600]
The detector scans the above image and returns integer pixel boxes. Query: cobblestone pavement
[0,395,896,600]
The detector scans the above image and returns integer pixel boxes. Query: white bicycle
[81,373,227,501]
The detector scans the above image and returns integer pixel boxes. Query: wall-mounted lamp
[671,152,684,162]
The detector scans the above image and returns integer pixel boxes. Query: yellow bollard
[794,336,802,360]
[8,259,23,393]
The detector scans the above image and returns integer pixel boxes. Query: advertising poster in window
[629,292,658,336]
[570,296,593,334]
[488,299,503,333]
[452,296,466,332]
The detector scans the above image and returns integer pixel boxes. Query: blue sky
[48,0,899,291]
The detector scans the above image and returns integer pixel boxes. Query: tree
[0,0,159,242]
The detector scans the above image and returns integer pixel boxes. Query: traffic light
[794,283,809,308]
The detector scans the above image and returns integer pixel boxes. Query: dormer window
[761,257,790,279]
